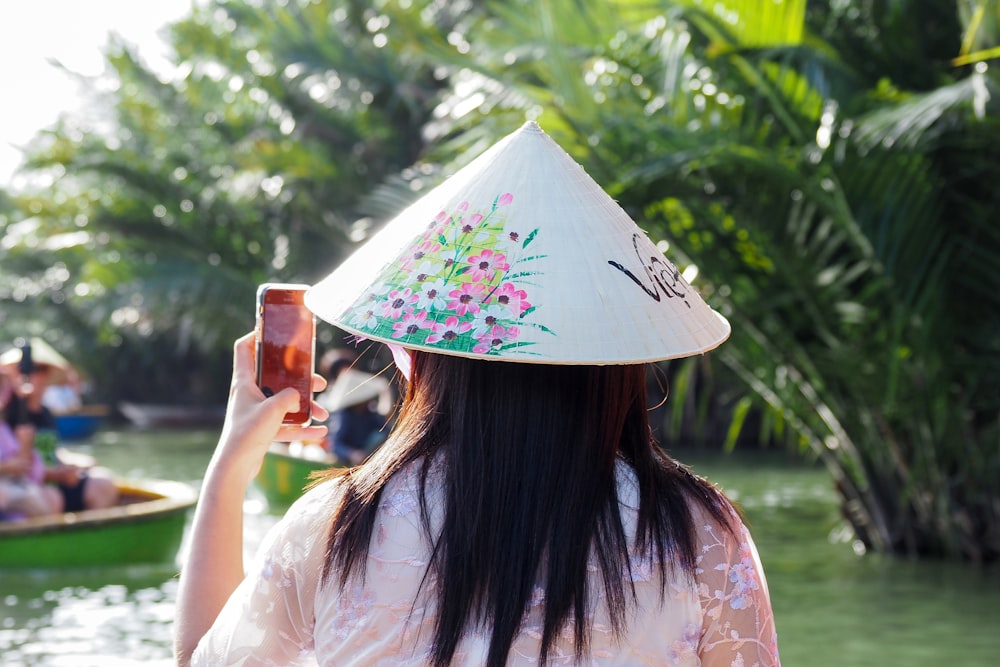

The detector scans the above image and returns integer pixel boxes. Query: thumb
[272,387,302,414]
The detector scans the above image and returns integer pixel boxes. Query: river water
[1,428,997,666]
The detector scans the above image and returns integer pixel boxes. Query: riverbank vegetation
[1,0,997,561]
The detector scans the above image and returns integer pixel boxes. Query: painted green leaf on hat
[342,193,553,357]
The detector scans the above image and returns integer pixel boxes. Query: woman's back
[194,457,777,666]
[325,356,734,664]
[176,121,780,667]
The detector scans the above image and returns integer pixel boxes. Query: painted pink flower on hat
[392,311,431,339]
[447,283,486,317]
[473,324,520,354]
[426,315,473,344]
[380,288,418,319]
[465,249,509,282]
[401,240,443,272]
[490,282,532,317]
[340,192,553,358]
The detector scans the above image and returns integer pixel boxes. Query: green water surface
[0,430,997,665]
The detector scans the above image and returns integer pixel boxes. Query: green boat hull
[0,479,197,569]
[254,448,341,511]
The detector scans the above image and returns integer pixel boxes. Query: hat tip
[521,120,543,133]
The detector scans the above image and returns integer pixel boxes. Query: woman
[0,370,61,519]
[318,368,392,465]
[2,345,119,513]
[175,122,780,666]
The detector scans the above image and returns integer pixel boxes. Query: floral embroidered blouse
[192,461,780,666]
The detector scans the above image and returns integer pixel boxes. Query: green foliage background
[1,0,997,561]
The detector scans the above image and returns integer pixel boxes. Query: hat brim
[307,121,731,365]
[0,339,74,384]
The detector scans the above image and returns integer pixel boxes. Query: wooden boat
[0,479,197,568]
[254,445,343,510]
[54,405,111,441]
[119,401,226,428]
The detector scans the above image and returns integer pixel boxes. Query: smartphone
[255,283,316,425]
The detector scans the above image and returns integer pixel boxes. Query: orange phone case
[255,283,315,425]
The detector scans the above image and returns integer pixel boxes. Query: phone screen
[256,284,315,425]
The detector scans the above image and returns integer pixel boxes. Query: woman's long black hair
[320,351,735,666]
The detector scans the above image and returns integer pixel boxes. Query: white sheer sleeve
[190,480,342,666]
[694,507,781,667]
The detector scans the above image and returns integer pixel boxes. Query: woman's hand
[212,332,329,486]
[175,331,328,666]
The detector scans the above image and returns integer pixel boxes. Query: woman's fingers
[275,424,329,443]
[271,386,301,413]
[306,373,329,423]
[229,330,328,428]
[231,332,258,387]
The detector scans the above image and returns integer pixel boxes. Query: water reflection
[680,450,1000,667]
[1,568,178,666]
[0,432,997,665]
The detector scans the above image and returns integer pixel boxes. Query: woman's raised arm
[173,332,327,666]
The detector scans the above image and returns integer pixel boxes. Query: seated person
[319,348,357,385]
[0,372,60,519]
[3,350,119,512]
[41,368,84,415]
[317,369,392,465]
[0,422,62,519]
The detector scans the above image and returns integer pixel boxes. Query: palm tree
[3,0,997,560]
[387,0,1000,560]
[1,0,461,403]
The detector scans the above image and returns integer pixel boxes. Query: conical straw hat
[307,121,730,365]
[0,337,73,382]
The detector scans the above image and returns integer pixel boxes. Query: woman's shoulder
[615,459,737,517]
[277,476,348,532]
[686,493,743,542]
[376,456,441,520]
[286,458,434,525]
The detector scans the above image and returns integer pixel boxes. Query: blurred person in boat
[317,368,393,465]
[175,123,780,667]
[0,368,61,519]
[1,340,119,512]
[41,366,85,415]
[318,347,357,385]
